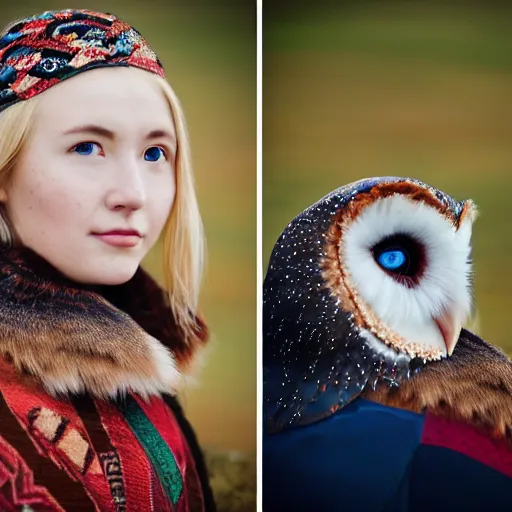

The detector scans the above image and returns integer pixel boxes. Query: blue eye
[144,147,166,162]
[372,234,424,284]
[73,142,99,156]
[377,249,407,270]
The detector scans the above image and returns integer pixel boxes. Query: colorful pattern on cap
[0,9,165,112]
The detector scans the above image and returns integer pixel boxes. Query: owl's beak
[434,310,462,357]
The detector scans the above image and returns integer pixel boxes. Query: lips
[96,229,141,237]
[91,229,142,248]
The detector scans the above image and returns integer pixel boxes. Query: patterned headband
[0,9,165,112]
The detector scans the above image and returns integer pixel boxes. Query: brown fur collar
[363,328,512,441]
[0,246,208,399]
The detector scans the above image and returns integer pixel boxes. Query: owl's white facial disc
[339,194,474,360]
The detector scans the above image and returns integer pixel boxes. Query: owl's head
[322,179,476,361]
[264,177,477,431]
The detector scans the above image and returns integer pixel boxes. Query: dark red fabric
[150,470,173,512]
[0,434,63,511]
[422,412,512,478]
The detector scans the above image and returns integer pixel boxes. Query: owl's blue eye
[372,234,425,286]
[144,147,166,162]
[378,250,406,270]
[73,142,100,156]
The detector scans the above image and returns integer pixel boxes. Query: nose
[104,158,147,212]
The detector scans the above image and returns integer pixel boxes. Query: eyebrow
[62,124,176,143]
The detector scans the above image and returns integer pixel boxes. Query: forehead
[32,67,175,134]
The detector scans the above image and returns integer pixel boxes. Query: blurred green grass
[0,2,255,507]
[267,4,512,71]
[264,2,512,355]
[206,450,256,512]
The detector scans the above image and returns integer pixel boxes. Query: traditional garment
[0,245,215,511]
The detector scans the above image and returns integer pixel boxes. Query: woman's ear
[0,188,7,202]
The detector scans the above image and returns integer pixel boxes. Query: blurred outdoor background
[0,1,255,510]
[264,1,512,356]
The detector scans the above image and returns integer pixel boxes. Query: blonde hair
[0,67,205,339]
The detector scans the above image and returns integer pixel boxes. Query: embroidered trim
[99,450,127,512]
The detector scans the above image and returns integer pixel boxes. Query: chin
[61,259,140,286]
[90,265,139,286]
[81,247,145,285]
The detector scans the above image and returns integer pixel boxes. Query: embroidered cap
[0,9,165,112]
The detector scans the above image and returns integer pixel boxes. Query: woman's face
[0,67,176,284]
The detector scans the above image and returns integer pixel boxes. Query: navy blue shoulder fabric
[383,445,512,512]
[264,398,512,511]
[263,399,424,511]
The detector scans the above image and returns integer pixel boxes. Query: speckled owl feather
[264,176,512,443]
[0,245,208,399]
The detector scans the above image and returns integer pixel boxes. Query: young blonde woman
[0,9,215,511]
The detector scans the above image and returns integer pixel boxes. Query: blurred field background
[0,1,255,510]
[264,1,512,356]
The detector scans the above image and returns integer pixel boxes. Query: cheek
[150,187,176,233]
[8,167,91,234]
[148,173,176,227]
